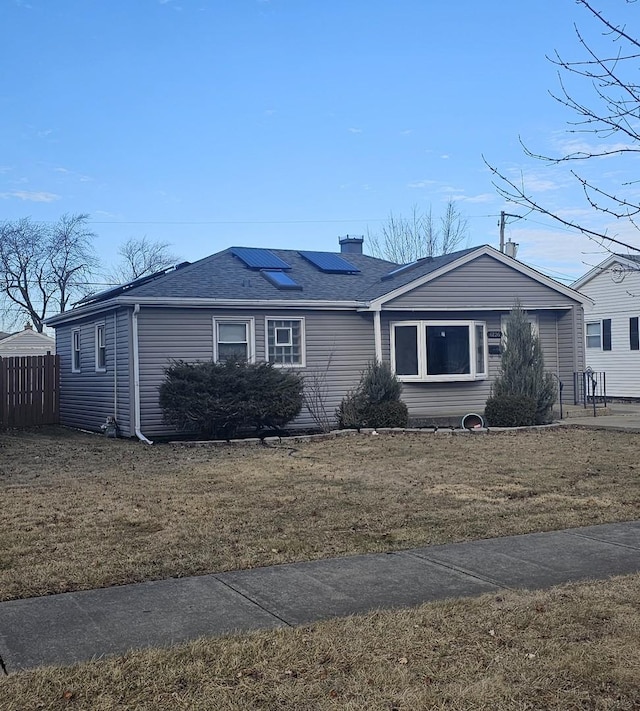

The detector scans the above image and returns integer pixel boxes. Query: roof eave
[45,296,369,325]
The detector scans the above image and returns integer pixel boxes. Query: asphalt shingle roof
[82,245,484,306]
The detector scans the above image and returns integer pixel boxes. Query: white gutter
[132,304,153,445]
[373,308,382,362]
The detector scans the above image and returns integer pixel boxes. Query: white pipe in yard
[132,304,153,445]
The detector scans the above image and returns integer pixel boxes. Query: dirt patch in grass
[1,426,639,601]
[2,573,639,710]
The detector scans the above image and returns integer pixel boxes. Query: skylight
[261,270,303,290]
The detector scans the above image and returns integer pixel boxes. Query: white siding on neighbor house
[0,329,55,357]
[55,308,132,433]
[381,309,565,420]
[578,264,640,397]
[136,307,376,437]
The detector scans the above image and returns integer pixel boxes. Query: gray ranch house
[46,238,587,440]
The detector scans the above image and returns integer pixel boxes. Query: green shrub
[337,361,407,429]
[363,400,409,428]
[485,394,537,427]
[159,359,303,439]
[489,302,557,425]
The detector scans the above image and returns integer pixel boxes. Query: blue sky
[2,0,638,286]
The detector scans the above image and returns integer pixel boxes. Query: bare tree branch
[488,0,640,255]
[106,236,180,285]
[0,214,98,332]
[367,200,468,263]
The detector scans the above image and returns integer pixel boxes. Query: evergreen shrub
[159,359,303,440]
[484,394,537,427]
[487,302,556,426]
[337,361,408,429]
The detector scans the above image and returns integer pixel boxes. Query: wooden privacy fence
[0,355,60,427]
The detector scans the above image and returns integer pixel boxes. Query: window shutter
[603,319,612,351]
[631,318,639,351]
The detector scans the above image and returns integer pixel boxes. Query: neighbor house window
[631,317,639,351]
[72,329,81,373]
[586,322,601,349]
[95,324,106,371]
[391,321,487,382]
[214,319,254,362]
[266,318,305,366]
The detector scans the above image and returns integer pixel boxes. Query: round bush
[364,400,409,428]
[484,394,537,427]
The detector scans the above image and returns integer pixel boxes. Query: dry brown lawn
[1,426,639,601]
[2,573,639,710]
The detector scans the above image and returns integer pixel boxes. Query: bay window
[391,321,487,381]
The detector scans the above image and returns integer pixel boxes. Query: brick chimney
[339,235,364,254]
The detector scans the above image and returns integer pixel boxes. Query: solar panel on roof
[231,247,291,270]
[261,270,303,290]
[298,251,360,274]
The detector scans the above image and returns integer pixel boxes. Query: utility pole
[499,211,522,253]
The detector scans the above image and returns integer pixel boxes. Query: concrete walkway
[1,520,639,672]
[560,402,640,431]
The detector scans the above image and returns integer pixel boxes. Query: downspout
[132,304,153,444]
[373,307,383,363]
[113,311,118,419]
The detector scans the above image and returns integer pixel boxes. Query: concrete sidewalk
[559,402,640,431]
[1,521,639,672]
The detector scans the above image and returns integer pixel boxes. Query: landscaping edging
[171,422,565,447]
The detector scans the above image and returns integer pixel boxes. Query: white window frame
[95,323,106,372]
[213,317,255,363]
[72,328,81,373]
[586,321,602,349]
[265,317,306,367]
[390,320,488,383]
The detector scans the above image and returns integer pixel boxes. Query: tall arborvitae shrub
[338,361,408,428]
[159,359,303,439]
[486,302,556,426]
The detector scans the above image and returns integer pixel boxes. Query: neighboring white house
[0,324,56,358]
[572,254,640,398]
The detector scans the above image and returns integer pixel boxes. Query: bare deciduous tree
[367,200,468,263]
[107,236,180,285]
[487,0,640,254]
[0,214,98,332]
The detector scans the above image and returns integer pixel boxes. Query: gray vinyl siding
[385,255,576,310]
[557,305,585,405]
[135,307,376,437]
[56,308,130,433]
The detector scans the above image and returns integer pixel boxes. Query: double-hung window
[72,329,81,373]
[214,319,254,362]
[586,320,611,350]
[266,318,305,366]
[586,322,601,349]
[391,320,487,382]
[95,324,106,371]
